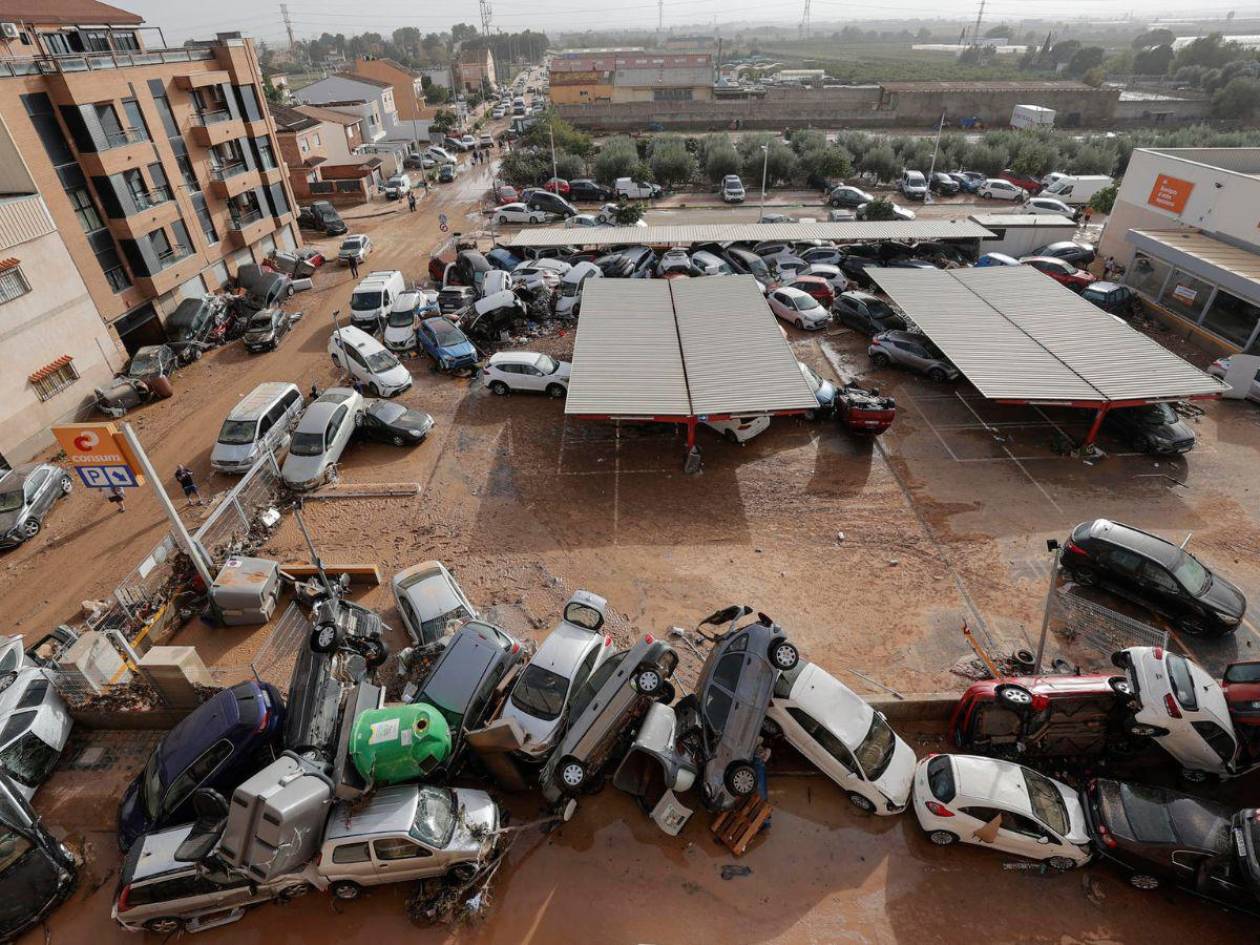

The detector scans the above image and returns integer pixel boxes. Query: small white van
[555,261,602,317]
[1041,174,1113,206]
[349,270,407,332]
[210,382,304,473]
[328,326,413,397]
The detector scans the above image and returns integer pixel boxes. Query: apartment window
[171,140,200,191]
[90,231,131,292]
[30,359,80,402]
[0,266,30,305]
[114,32,140,51]
[148,162,172,202]
[147,80,180,138]
[122,98,151,141]
[95,103,123,140]
[84,31,112,52]
[66,186,104,233]
[234,84,263,123]
[21,94,74,165]
[123,169,148,206]
[299,138,309,154]
[313,132,322,147]
[653,88,693,101]
[171,220,194,257]
[253,136,277,170]
[191,193,219,245]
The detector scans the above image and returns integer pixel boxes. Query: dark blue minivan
[117,681,284,850]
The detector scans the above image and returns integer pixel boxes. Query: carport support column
[683,417,702,475]
[685,417,697,449]
[1082,405,1110,450]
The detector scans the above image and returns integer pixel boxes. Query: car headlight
[1215,610,1242,625]
[409,429,423,438]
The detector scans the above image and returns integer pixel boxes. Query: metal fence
[193,451,283,566]
[1048,588,1170,661]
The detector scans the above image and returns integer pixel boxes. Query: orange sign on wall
[1147,174,1194,214]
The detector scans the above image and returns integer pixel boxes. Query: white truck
[1010,104,1055,130]
[1040,174,1114,206]
[614,177,662,200]
[969,213,1078,259]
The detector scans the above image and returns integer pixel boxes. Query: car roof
[225,382,298,421]
[419,623,507,715]
[1097,778,1231,850]
[951,755,1037,814]
[528,620,601,675]
[326,784,420,841]
[489,351,545,366]
[1084,519,1179,566]
[295,400,342,432]
[775,286,810,299]
[787,663,873,745]
[128,823,197,883]
[156,685,246,781]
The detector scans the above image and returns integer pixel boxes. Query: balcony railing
[102,127,146,150]
[133,186,173,211]
[191,108,234,127]
[154,244,194,271]
[228,208,264,230]
[209,161,249,182]
[0,46,215,78]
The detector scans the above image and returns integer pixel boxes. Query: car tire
[558,756,586,792]
[361,638,387,669]
[331,881,362,900]
[1111,650,1131,670]
[870,352,891,368]
[1129,874,1160,891]
[546,384,566,399]
[995,683,1034,711]
[1047,856,1078,871]
[634,665,664,695]
[1069,567,1098,587]
[725,762,758,797]
[1108,676,1132,696]
[144,918,185,934]
[190,348,202,362]
[490,380,510,396]
[1177,614,1210,636]
[1181,768,1212,783]
[723,429,739,444]
[804,409,817,421]
[309,622,341,653]
[929,830,958,846]
[20,519,40,540]
[495,215,506,224]
[60,476,73,495]
[451,862,479,883]
[927,367,949,383]
[391,434,406,447]
[847,792,877,813]
[368,383,382,397]
[769,639,799,671]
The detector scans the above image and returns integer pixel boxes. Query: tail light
[1096,824,1118,849]
[925,801,954,818]
[1164,693,1182,718]
[645,633,654,644]
[510,642,521,654]
[603,634,612,648]
[1064,540,1087,558]
[1153,647,1164,660]
[117,884,132,913]
[255,706,271,734]
[1031,694,1050,712]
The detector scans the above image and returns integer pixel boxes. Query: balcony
[209,161,249,182]
[191,108,234,127]
[228,208,263,230]
[102,127,146,150]
[135,243,202,297]
[208,162,259,199]
[107,189,180,242]
[189,111,246,147]
[224,209,273,249]
[134,186,174,211]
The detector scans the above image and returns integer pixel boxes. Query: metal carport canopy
[564,275,818,419]
[506,220,994,248]
[868,266,1227,404]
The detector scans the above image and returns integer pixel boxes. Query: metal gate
[1048,588,1170,661]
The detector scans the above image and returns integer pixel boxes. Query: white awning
[507,220,994,248]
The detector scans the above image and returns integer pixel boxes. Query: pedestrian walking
[408,191,417,212]
[1080,206,1094,230]
[174,464,202,506]
[348,256,359,279]
[106,485,127,513]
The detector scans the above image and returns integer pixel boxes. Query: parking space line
[556,414,568,474]
[612,421,621,543]
[1032,405,1073,445]
[953,391,1063,514]
[903,392,964,462]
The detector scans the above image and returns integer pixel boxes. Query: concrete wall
[1114,97,1210,125]
[0,195,125,464]
[884,86,1119,127]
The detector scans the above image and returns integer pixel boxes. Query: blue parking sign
[77,465,139,489]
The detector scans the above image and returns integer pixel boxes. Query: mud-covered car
[0,463,73,550]
[675,606,800,811]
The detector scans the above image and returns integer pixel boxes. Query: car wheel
[1047,856,1078,871]
[361,638,387,669]
[769,639,799,671]
[490,380,510,396]
[1129,874,1160,891]
[723,429,739,444]
[929,830,958,846]
[1108,676,1132,696]
[927,366,949,383]
[368,383,381,397]
[495,215,506,224]
[1177,614,1210,636]
[995,683,1034,711]
[870,352,891,368]
[20,519,40,539]
[60,476,73,495]
[546,383,566,399]
[451,862,479,883]
[634,665,664,695]
[331,881,362,900]
[390,434,406,447]
[558,756,586,791]
[190,348,202,362]
[309,622,341,653]
[725,762,758,797]
[144,918,185,934]
[1069,567,1097,587]
[847,792,877,814]
[1181,768,1211,783]
[804,409,817,421]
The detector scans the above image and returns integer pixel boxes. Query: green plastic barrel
[350,703,452,785]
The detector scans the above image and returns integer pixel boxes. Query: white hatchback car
[494,203,550,225]
[979,179,1028,201]
[391,560,479,649]
[766,662,916,813]
[500,591,614,758]
[702,415,770,444]
[484,351,571,397]
[280,388,363,490]
[912,753,1092,869]
[768,287,830,330]
[1115,645,1242,779]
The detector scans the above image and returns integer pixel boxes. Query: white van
[210,382,304,473]
[328,326,413,397]
[349,270,407,332]
[555,261,601,317]
[1040,174,1113,206]
[383,173,412,199]
[382,289,437,351]
[614,178,662,200]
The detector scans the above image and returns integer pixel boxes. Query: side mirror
[1036,835,1051,845]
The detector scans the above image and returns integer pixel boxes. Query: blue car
[975,252,1020,268]
[486,247,523,272]
[417,317,478,372]
[117,681,284,850]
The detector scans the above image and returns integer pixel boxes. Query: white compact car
[768,287,830,330]
[494,203,550,225]
[766,662,916,813]
[391,560,479,649]
[484,351,571,397]
[1115,646,1242,779]
[912,753,1092,869]
[703,415,770,444]
[280,388,363,490]
[328,326,413,397]
[0,635,71,799]
[1024,196,1076,217]
[500,591,614,757]
[382,290,437,351]
[978,179,1028,201]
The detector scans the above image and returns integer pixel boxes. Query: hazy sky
[122,0,1257,47]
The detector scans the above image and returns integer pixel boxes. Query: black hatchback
[567,179,612,202]
[1102,403,1195,454]
[833,291,907,336]
[1062,519,1247,636]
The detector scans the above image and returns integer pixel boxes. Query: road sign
[52,422,144,485]
[76,465,140,489]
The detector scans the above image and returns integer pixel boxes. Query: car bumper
[211,457,257,473]
[243,338,275,351]
[379,377,413,397]
[0,532,25,549]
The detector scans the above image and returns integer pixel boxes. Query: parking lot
[10,167,1260,944]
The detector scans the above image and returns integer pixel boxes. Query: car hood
[1058,784,1092,846]
[1200,573,1247,619]
[450,788,499,855]
[281,453,329,487]
[438,340,477,359]
[872,736,916,808]
[210,442,259,466]
[376,364,413,387]
[498,702,561,755]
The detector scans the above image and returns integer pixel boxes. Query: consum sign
[1147,174,1194,214]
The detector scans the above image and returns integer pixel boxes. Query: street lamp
[758,144,768,222]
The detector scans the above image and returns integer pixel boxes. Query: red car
[495,184,519,204]
[950,672,1139,759]
[834,384,895,435]
[543,177,570,195]
[785,275,836,307]
[999,169,1042,195]
[1020,255,1097,291]
[1224,661,1260,760]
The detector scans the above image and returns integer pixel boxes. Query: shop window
[1201,290,1260,348]
[1125,253,1172,299]
[1161,269,1213,322]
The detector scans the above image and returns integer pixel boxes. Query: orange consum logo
[1148,174,1194,214]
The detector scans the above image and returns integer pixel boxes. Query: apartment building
[294,73,396,142]
[0,0,300,353]
[549,50,713,105]
[453,46,496,93]
[351,57,434,123]
[273,103,381,204]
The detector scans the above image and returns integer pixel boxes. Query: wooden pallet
[710,795,772,856]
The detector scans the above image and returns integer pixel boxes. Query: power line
[479,0,494,36]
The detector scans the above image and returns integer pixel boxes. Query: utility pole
[799,0,811,40]
[657,0,664,48]
[280,3,295,52]
[972,0,986,46]
[479,0,493,38]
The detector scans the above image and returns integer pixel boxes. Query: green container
[350,703,452,785]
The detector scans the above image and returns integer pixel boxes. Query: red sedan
[1020,255,1097,291]
[784,274,836,307]
[543,178,570,195]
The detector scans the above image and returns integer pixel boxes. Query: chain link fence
[193,452,284,566]
[1048,587,1170,662]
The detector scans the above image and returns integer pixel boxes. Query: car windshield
[365,350,400,373]
[0,489,23,514]
[536,355,558,374]
[1166,654,1200,709]
[127,351,161,374]
[217,418,257,445]
[431,323,463,345]
[289,431,325,456]
[409,785,457,847]
[1141,403,1178,425]
[1171,552,1211,595]
[510,664,570,721]
[246,311,274,330]
[340,238,362,252]
[1022,768,1069,836]
[387,310,414,328]
[351,291,383,311]
[793,295,820,311]
[866,298,896,318]
[420,606,469,641]
[853,713,897,780]
[0,729,57,788]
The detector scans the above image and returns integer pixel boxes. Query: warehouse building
[549,49,713,106]
[1099,147,1260,354]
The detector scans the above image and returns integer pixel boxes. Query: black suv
[165,296,223,362]
[929,172,961,196]
[297,201,346,236]
[567,179,612,202]
[1062,519,1247,636]
[1101,403,1196,455]
[833,291,907,336]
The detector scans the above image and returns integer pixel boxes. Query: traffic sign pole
[120,423,216,593]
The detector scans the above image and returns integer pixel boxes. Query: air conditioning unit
[1,23,20,39]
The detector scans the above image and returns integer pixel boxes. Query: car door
[769,291,789,318]
[22,470,50,518]
[781,706,861,793]
[1137,559,1186,619]
[995,810,1064,858]
[520,363,547,393]
[1096,545,1145,599]
[326,406,351,461]
[370,836,437,883]
[418,324,436,358]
